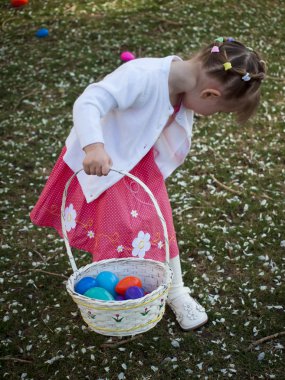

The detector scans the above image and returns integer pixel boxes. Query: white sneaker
[167,287,208,330]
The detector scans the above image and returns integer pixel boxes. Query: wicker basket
[61,169,173,337]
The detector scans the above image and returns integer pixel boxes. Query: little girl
[31,38,266,330]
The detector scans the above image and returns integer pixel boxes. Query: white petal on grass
[45,355,65,364]
[171,339,180,348]
[197,362,203,370]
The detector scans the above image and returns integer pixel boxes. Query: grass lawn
[1,0,284,379]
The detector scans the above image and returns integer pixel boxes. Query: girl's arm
[73,61,148,176]
[73,85,117,150]
[73,86,116,176]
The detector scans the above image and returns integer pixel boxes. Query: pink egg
[120,51,135,62]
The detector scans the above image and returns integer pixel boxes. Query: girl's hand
[83,143,113,176]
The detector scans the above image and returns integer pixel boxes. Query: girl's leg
[167,255,208,330]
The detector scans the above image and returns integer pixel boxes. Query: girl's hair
[196,38,266,123]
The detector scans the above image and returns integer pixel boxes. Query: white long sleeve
[72,61,149,149]
[73,86,117,148]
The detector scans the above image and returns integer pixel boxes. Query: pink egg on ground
[120,51,135,62]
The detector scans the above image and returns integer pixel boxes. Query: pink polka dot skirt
[30,147,179,262]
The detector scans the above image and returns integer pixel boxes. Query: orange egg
[115,276,142,295]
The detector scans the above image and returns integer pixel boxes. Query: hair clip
[211,46,220,53]
[227,37,235,42]
[223,62,232,71]
[215,37,224,43]
[242,72,251,81]
[247,46,254,51]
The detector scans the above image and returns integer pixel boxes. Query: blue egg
[74,277,98,295]
[84,287,114,301]
[95,271,119,297]
[35,28,49,38]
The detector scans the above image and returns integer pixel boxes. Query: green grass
[1,0,284,379]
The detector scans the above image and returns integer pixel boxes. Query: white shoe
[167,287,208,330]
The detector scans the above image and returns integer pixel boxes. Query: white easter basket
[62,169,173,337]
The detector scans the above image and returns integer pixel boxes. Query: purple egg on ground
[125,286,145,300]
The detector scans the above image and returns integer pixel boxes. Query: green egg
[84,287,114,301]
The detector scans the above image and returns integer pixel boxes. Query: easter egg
[120,51,135,62]
[11,0,28,7]
[115,294,125,301]
[125,286,145,300]
[115,276,142,295]
[35,28,49,38]
[74,277,98,295]
[95,271,119,297]
[84,287,114,301]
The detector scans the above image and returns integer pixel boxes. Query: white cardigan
[63,55,194,203]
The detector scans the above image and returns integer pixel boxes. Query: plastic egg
[115,276,142,295]
[84,287,114,301]
[74,276,98,295]
[125,286,145,300]
[120,51,135,62]
[95,271,119,297]
[11,0,28,7]
[35,28,49,38]
[115,294,125,301]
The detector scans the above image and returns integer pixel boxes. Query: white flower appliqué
[157,241,163,249]
[87,231,95,239]
[64,204,77,232]
[131,210,138,218]
[132,231,151,258]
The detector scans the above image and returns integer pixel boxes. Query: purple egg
[115,294,125,301]
[125,286,145,300]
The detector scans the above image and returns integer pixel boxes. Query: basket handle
[61,168,170,273]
